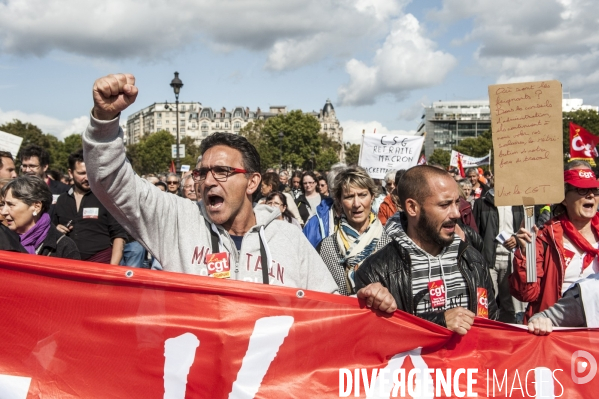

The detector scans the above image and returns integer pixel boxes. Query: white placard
[449,150,490,168]
[0,130,23,159]
[358,135,424,179]
[180,165,190,172]
[171,144,186,159]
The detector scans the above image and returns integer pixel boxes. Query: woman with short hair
[0,176,80,259]
[317,166,391,295]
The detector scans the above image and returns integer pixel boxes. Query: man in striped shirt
[356,166,498,335]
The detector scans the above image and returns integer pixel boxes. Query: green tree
[126,130,175,175]
[428,148,451,168]
[0,119,71,171]
[240,111,338,170]
[562,109,599,161]
[453,130,493,157]
[344,143,361,165]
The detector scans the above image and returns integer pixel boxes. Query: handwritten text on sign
[489,80,564,206]
[359,135,424,179]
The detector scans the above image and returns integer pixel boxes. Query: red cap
[564,169,599,188]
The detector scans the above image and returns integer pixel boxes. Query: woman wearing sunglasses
[510,167,599,324]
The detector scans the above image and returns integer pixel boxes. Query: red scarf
[558,213,599,269]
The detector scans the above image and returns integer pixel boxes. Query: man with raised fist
[81,74,347,294]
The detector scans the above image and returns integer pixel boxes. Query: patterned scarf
[20,213,51,254]
[335,212,383,293]
[559,213,599,270]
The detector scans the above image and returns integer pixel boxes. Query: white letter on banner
[535,367,555,399]
[163,333,200,399]
[0,374,32,399]
[228,316,294,399]
[367,347,433,399]
[339,369,352,397]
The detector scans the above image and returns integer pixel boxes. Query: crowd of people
[0,72,597,338]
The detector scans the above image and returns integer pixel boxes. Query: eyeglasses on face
[21,164,40,170]
[167,181,179,185]
[266,201,283,207]
[568,187,599,196]
[192,165,248,182]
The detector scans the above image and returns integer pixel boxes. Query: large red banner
[0,251,597,398]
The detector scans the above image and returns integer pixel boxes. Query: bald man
[355,165,498,335]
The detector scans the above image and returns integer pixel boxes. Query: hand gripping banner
[0,251,597,398]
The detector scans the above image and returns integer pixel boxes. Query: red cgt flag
[169,160,176,173]
[570,122,599,160]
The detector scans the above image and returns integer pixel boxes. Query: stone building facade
[125,99,343,149]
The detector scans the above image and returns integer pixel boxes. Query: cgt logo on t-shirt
[206,252,230,279]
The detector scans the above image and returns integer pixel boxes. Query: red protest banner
[0,251,597,398]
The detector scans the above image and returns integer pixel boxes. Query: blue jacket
[303,197,335,247]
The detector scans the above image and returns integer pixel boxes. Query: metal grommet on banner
[125,270,134,278]
[296,290,305,299]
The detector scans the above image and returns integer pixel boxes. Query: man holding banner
[356,166,498,335]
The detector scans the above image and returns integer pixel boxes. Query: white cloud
[343,119,415,144]
[428,0,599,100]
[0,108,88,140]
[338,14,457,106]
[0,0,406,72]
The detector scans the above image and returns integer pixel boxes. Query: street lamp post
[170,72,184,172]
[278,131,284,171]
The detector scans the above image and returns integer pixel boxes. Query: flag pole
[489,149,492,174]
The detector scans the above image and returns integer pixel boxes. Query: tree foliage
[126,131,201,175]
[0,119,83,172]
[344,143,360,165]
[239,110,339,171]
[453,130,493,157]
[428,148,451,168]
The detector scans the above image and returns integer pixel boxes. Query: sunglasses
[568,187,599,196]
[167,181,179,185]
[192,166,247,182]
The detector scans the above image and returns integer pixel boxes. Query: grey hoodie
[82,115,338,293]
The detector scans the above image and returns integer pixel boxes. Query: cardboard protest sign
[0,130,23,159]
[358,134,424,179]
[489,80,564,206]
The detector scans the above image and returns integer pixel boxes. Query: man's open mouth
[207,195,224,210]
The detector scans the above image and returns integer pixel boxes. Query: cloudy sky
[1,0,598,143]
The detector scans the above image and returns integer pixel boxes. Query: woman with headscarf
[317,166,391,295]
[0,176,80,259]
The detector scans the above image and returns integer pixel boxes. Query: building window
[180,120,185,126]
[180,105,186,111]
[234,122,241,131]
[157,113,162,118]
[225,122,229,128]
[157,121,162,126]
[324,124,327,130]
[192,123,197,128]
[166,120,169,124]
[202,123,209,130]
[216,122,220,128]
[181,128,185,133]
[166,128,170,132]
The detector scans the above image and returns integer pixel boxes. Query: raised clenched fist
[92,73,138,120]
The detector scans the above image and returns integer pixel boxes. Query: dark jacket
[0,224,27,253]
[473,190,524,267]
[37,224,81,260]
[296,195,312,224]
[459,223,484,255]
[355,239,499,327]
